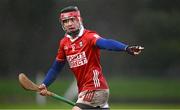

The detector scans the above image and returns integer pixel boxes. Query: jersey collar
[66,25,85,42]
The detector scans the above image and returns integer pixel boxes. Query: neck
[68,29,80,38]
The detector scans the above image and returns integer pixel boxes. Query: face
[62,17,80,34]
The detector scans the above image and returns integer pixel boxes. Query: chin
[67,29,80,36]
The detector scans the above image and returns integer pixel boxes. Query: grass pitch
[1,103,180,109]
[0,77,180,109]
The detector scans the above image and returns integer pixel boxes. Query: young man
[39,6,144,110]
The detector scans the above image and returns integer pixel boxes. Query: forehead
[60,11,80,20]
[62,17,76,21]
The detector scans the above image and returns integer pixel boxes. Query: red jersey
[56,29,109,93]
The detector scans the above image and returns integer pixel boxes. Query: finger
[134,52,139,55]
[39,91,44,96]
[139,46,144,50]
[132,46,141,52]
[39,86,44,90]
[39,84,46,90]
[134,50,142,55]
[40,93,46,96]
[40,90,48,96]
[134,46,144,51]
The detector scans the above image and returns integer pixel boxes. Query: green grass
[1,77,180,99]
[0,77,180,109]
[108,77,180,99]
[1,103,180,109]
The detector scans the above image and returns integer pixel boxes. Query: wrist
[125,45,129,51]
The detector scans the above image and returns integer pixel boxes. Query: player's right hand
[38,84,48,96]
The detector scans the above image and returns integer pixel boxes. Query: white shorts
[76,89,109,108]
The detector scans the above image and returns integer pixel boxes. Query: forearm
[96,38,128,51]
[43,60,65,87]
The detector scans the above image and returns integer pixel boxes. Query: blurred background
[0,0,180,109]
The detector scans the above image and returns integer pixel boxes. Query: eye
[63,19,68,24]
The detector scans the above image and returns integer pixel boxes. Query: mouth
[68,27,76,31]
[69,27,75,30]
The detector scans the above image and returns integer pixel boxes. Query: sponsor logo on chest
[66,51,88,68]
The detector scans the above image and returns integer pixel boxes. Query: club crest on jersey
[64,46,68,50]
[71,44,76,51]
[79,41,83,47]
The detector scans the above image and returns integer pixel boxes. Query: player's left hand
[38,84,48,96]
[126,46,144,56]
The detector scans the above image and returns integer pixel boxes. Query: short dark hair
[60,6,79,13]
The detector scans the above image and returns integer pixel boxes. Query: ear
[78,17,83,23]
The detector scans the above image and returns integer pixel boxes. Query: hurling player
[39,6,144,110]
